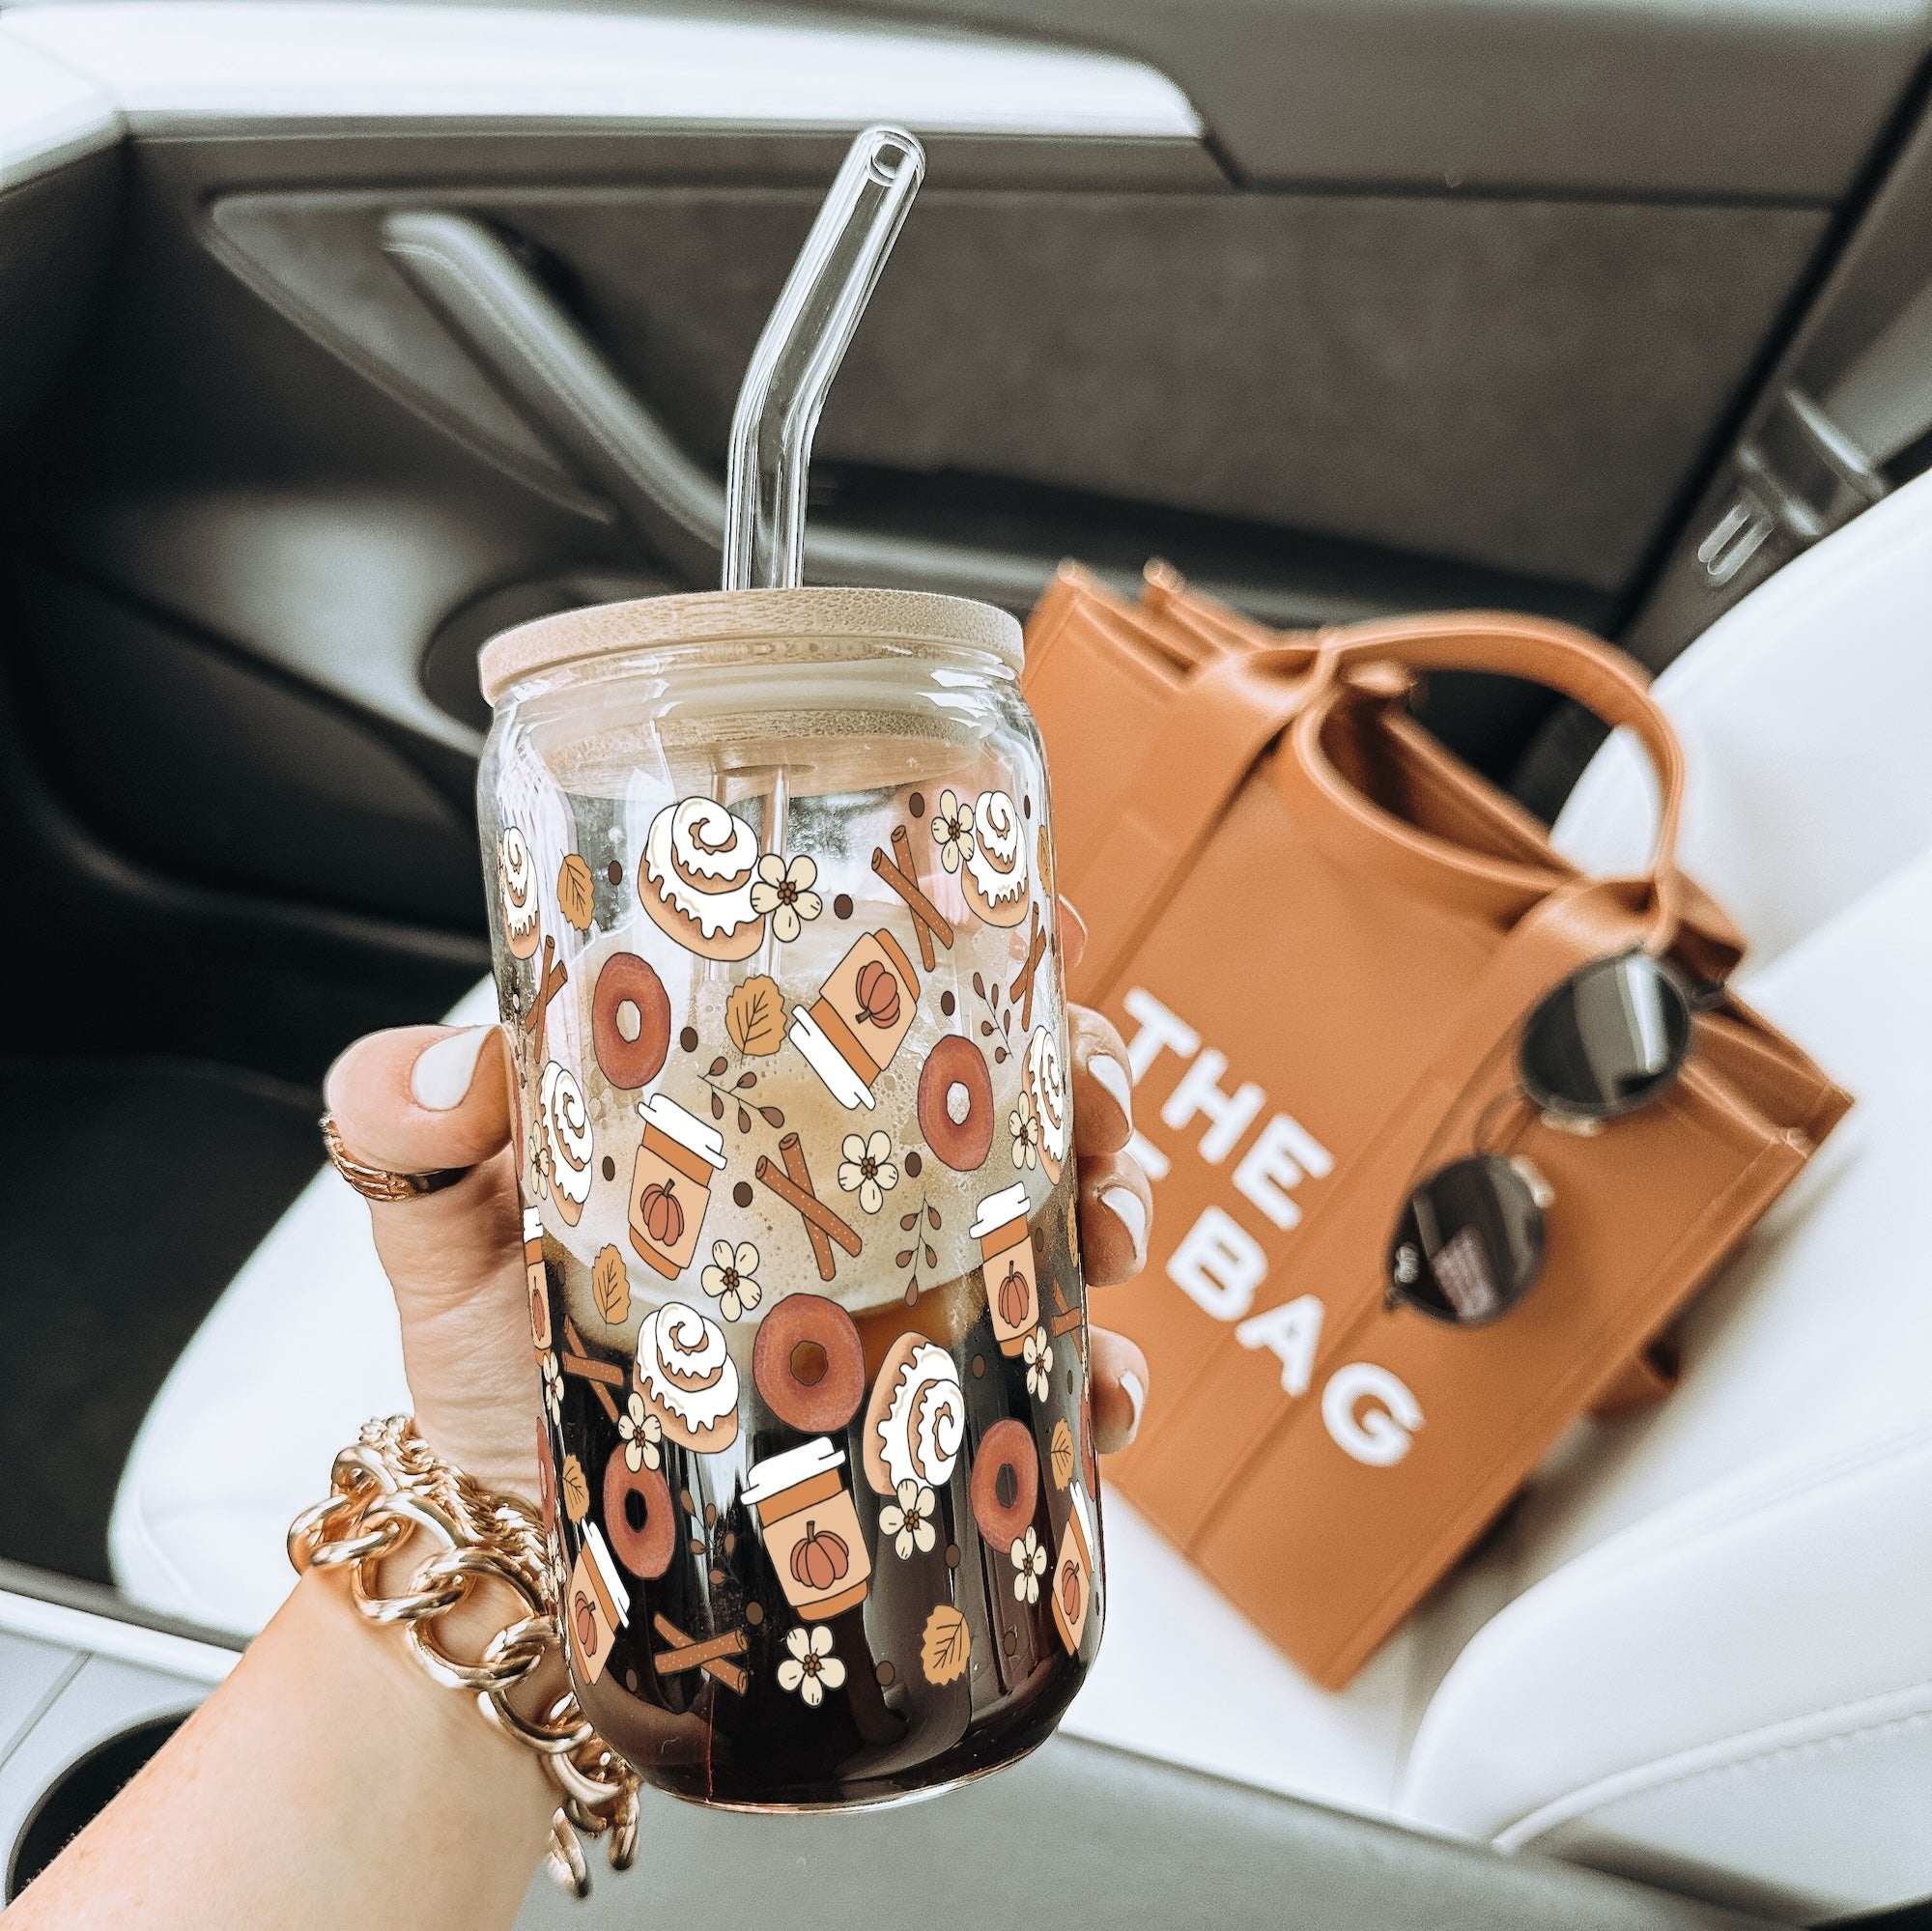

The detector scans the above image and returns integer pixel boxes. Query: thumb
[325,1024,540,1499]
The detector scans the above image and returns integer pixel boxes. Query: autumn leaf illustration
[560,1454,591,1523]
[555,854,596,932]
[725,976,785,1056]
[1050,1418,1075,1491]
[921,1603,972,1686]
[591,1245,631,1326]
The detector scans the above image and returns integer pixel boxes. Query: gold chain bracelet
[288,1415,640,1898]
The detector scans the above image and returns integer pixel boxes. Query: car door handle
[380,209,1061,608]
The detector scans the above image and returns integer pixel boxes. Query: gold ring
[321,1114,472,1203]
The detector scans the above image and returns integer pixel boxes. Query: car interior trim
[814,0,1930,200]
[0,27,120,191]
[0,1583,238,1690]
[0,2,1205,143]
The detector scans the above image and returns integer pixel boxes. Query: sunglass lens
[1519,951,1692,1122]
[1388,1154,1547,1324]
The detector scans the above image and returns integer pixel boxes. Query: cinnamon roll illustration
[960,788,1030,926]
[498,824,542,959]
[634,1301,740,1453]
[639,798,767,961]
[1023,1026,1069,1182]
[539,1060,594,1226]
[862,1333,966,1496]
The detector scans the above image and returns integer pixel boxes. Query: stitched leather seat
[111,468,1932,1917]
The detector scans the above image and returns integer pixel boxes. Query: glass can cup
[477,588,1100,1808]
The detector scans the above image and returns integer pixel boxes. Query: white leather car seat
[112,469,1932,1919]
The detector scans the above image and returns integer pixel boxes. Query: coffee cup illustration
[1050,1483,1096,1656]
[972,1182,1039,1357]
[524,1206,552,1350]
[789,928,921,1111]
[567,1521,631,1684]
[628,1093,727,1280]
[742,1437,872,1621]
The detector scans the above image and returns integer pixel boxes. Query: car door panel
[207,173,1824,591]
[515,185,1824,592]
[10,561,480,922]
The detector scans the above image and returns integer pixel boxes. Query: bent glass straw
[722,125,926,591]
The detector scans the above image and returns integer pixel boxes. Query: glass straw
[722,125,926,592]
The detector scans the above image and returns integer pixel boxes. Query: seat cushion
[101,978,509,1632]
[107,1158,412,1634]
[1553,464,1932,973]
[1399,847,1932,1919]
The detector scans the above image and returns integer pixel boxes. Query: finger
[1089,1326,1149,1455]
[1069,1005,1133,1157]
[1076,1148,1151,1288]
[1058,895,1088,973]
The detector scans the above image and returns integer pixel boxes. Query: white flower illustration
[540,1349,564,1426]
[1009,1093,1041,1172]
[526,1125,553,1200]
[1011,1526,1047,1604]
[700,1238,763,1321]
[749,852,823,943]
[1024,1325,1054,1404]
[930,789,976,873]
[878,1479,938,1560]
[776,1623,846,1708]
[617,1392,662,1472]
[838,1129,900,1215]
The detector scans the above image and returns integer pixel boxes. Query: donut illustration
[591,952,670,1091]
[862,1333,966,1496]
[635,1301,740,1453]
[539,1060,593,1226]
[639,798,767,961]
[1023,1027,1069,1182]
[498,824,542,959]
[960,789,1030,927]
[917,1034,994,1172]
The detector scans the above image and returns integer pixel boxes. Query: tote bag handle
[1276,612,1701,958]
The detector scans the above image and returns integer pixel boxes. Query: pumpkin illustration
[998,1261,1031,1330]
[853,959,901,1031]
[638,1178,684,1249]
[573,1590,597,1653]
[1060,1561,1082,1623]
[790,1519,851,1593]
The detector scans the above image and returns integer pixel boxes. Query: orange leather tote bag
[1024,566,1851,1688]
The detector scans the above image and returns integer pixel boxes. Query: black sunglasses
[1386,951,1698,1326]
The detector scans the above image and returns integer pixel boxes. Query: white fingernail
[1119,1370,1146,1438]
[1100,1184,1147,1260]
[1088,1053,1133,1124]
[410,1026,493,1111]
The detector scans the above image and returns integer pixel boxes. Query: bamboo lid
[479,586,1022,705]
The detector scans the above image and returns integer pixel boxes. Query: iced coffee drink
[479,586,1099,1807]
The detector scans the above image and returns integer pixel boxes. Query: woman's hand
[325,985,1151,1500]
